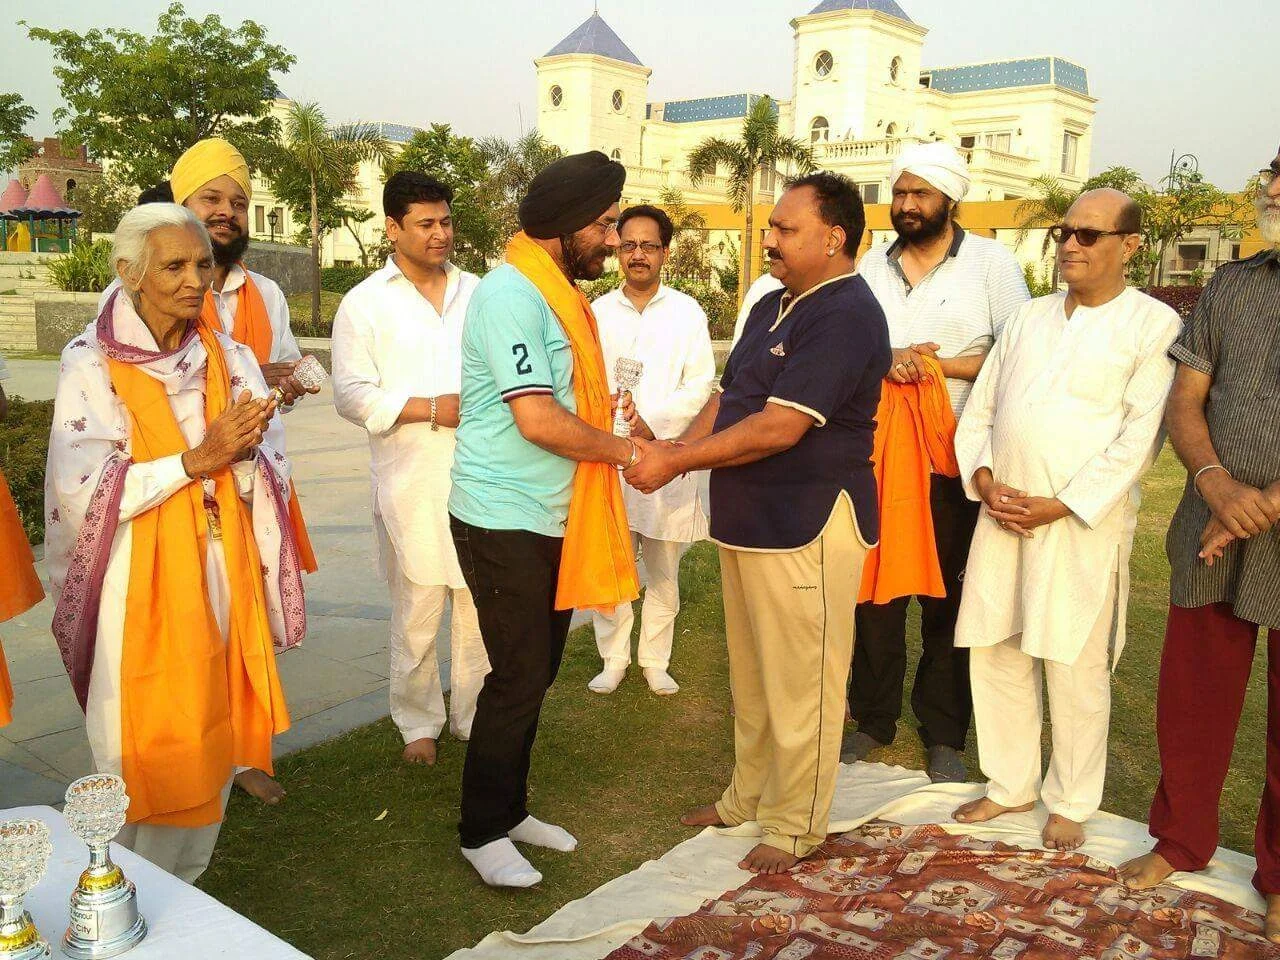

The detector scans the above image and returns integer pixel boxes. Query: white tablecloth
[4,805,310,959]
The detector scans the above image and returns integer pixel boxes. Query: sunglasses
[1049,225,1129,247]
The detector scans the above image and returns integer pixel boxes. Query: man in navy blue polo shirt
[625,172,891,874]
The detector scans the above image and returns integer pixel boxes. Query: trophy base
[61,879,146,960]
[0,911,51,960]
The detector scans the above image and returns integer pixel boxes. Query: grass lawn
[199,447,1268,959]
[285,291,343,339]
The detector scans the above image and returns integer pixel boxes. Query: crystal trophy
[270,354,329,404]
[612,357,644,438]
[0,818,52,960]
[61,775,146,959]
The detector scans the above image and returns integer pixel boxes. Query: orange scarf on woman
[0,469,44,725]
[106,324,290,827]
[858,354,960,604]
[200,268,318,573]
[505,232,639,612]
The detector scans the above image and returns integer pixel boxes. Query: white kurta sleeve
[1056,309,1181,529]
[332,295,409,436]
[954,301,1023,500]
[644,314,716,439]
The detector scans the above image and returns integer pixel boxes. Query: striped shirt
[1166,249,1280,629]
[859,226,1030,416]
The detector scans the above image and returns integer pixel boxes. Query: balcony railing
[812,137,1045,183]
[624,165,776,203]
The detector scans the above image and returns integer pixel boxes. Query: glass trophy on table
[0,818,52,960]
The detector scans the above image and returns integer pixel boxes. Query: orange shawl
[0,469,44,725]
[200,268,317,573]
[504,232,639,612]
[858,355,960,605]
[106,324,291,827]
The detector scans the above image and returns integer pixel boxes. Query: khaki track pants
[714,496,868,858]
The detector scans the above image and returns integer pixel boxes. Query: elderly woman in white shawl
[45,203,305,882]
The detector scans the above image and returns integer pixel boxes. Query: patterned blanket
[605,821,1277,959]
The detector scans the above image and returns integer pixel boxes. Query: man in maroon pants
[1120,144,1280,943]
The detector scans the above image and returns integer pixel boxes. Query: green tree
[658,187,713,283]
[686,96,814,304]
[23,3,295,188]
[1134,169,1250,286]
[1012,174,1076,290]
[474,131,563,243]
[389,124,501,273]
[70,168,136,236]
[270,102,391,325]
[0,93,36,174]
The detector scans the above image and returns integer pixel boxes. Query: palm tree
[278,102,392,325]
[476,131,563,241]
[1013,174,1076,290]
[685,96,815,304]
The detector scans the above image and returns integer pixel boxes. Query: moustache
[207,220,242,233]
[628,260,650,268]
[766,251,782,260]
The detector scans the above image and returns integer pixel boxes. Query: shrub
[1023,262,1056,298]
[1144,285,1203,319]
[320,265,374,294]
[1,395,54,545]
[47,239,115,293]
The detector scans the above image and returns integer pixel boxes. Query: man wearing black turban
[448,151,648,888]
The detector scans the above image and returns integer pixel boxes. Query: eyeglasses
[591,217,619,234]
[1049,225,1129,247]
[618,241,663,255]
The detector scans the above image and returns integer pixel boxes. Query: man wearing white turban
[846,141,1029,783]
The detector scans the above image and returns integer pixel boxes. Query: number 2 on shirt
[512,343,533,376]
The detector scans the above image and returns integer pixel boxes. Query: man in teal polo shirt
[449,151,641,888]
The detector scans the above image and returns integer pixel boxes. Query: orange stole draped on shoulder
[858,355,960,605]
[504,232,639,612]
[199,268,317,573]
[106,325,290,827]
[0,469,44,725]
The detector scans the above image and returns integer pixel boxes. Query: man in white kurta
[332,172,488,762]
[951,190,1181,850]
[589,205,715,696]
[46,208,302,881]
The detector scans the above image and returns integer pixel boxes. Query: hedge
[1,396,53,545]
[320,265,375,294]
[580,272,737,340]
[1144,285,1203,319]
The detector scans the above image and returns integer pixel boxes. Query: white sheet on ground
[446,762,1264,960]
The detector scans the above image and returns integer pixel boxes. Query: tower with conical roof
[535,12,651,167]
[790,0,928,147]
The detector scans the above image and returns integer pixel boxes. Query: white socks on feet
[643,667,679,695]
[588,666,626,694]
[510,815,578,852]
[461,838,542,888]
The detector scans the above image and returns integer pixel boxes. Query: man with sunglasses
[589,204,716,696]
[849,142,1029,784]
[949,188,1180,853]
[1120,148,1280,942]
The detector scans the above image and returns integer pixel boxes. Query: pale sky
[2,0,1274,188]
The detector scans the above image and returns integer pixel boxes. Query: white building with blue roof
[536,3,1096,206]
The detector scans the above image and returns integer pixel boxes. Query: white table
[4,806,311,959]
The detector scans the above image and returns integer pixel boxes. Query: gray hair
[112,203,211,290]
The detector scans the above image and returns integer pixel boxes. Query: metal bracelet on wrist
[429,396,438,431]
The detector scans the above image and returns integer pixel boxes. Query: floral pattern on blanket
[605,821,1277,959]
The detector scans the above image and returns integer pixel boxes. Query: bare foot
[1266,894,1280,944]
[234,768,285,805]
[402,738,437,765]
[1117,851,1176,890]
[680,804,726,828]
[953,797,1034,824]
[1042,814,1085,851]
[739,843,801,875]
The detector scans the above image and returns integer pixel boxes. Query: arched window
[885,122,898,137]
[549,85,563,108]
[610,148,622,162]
[65,178,77,199]
[890,56,902,83]
[814,50,834,78]
[810,116,830,143]
[611,89,624,112]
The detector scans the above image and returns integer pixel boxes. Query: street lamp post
[267,208,279,244]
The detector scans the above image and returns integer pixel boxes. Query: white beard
[1257,200,1280,247]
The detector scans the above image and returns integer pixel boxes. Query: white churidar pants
[970,571,1118,823]
[591,535,686,671]
[385,545,488,744]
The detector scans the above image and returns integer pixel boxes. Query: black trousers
[450,516,573,849]
[848,474,979,750]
